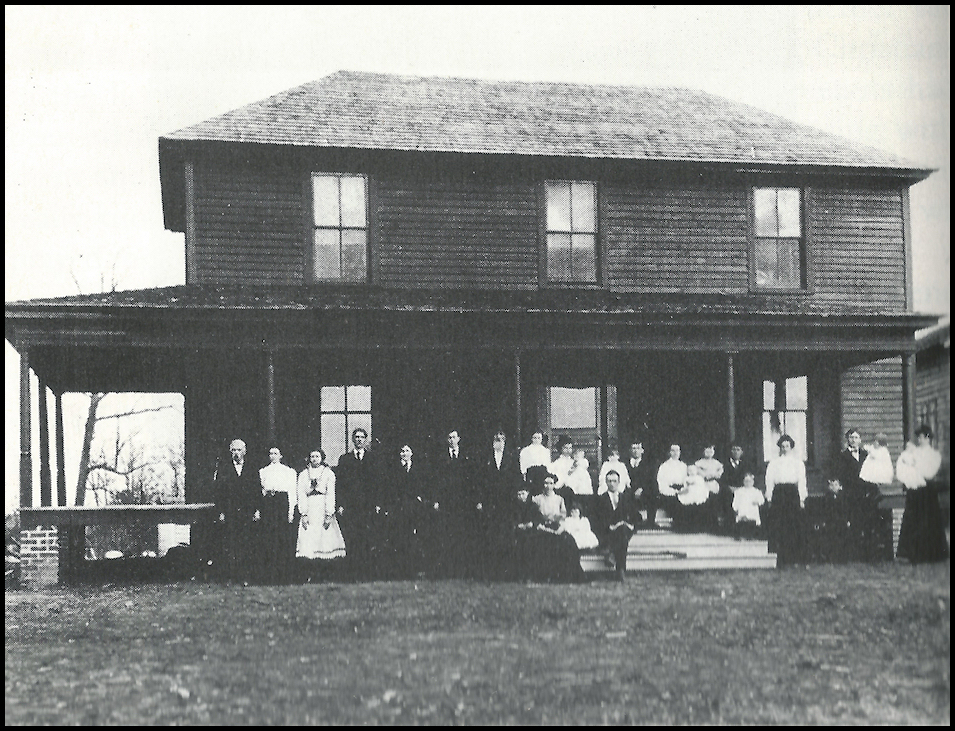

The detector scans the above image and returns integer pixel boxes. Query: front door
[544,385,616,487]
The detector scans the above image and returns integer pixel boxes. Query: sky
[4,5,950,512]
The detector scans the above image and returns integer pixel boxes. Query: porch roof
[3,284,942,325]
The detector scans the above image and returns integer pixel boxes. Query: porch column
[55,390,67,507]
[38,380,52,507]
[20,347,33,508]
[726,353,737,444]
[901,352,917,442]
[514,349,522,440]
[266,349,276,446]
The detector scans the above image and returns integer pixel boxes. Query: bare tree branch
[95,405,178,421]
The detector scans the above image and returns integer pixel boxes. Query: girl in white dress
[562,502,599,550]
[296,449,346,561]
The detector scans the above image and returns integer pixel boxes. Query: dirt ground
[5,562,950,725]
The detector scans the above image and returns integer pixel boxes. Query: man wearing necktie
[623,440,656,528]
[594,470,639,581]
[334,427,379,579]
[213,438,262,583]
[436,429,477,578]
[719,444,754,534]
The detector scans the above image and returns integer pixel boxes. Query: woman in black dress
[895,425,948,564]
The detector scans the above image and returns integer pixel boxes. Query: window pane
[546,181,572,231]
[346,385,371,412]
[782,411,807,461]
[755,239,778,288]
[786,376,807,410]
[571,182,595,232]
[548,233,573,281]
[341,230,367,282]
[571,233,596,282]
[763,380,776,411]
[313,230,340,279]
[340,176,367,228]
[312,175,340,226]
[321,414,347,468]
[550,387,597,428]
[777,189,801,237]
[753,188,778,237]
[321,385,345,412]
[762,411,782,462]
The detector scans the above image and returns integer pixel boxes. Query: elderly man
[214,439,262,583]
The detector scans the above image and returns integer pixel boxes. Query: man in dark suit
[719,443,755,533]
[334,427,380,580]
[433,428,482,577]
[213,438,262,583]
[833,428,882,560]
[594,469,639,581]
[387,444,435,578]
[622,440,656,527]
[478,429,523,579]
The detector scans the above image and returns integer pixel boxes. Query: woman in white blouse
[763,435,807,566]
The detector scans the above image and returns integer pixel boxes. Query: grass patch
[5,563,949,725]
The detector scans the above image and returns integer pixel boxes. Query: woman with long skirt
[764,435,808,567]
[296,449,346,581]
[895,425,948,564]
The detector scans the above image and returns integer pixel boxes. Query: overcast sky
[4,5,950,511]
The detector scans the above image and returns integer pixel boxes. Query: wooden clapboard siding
[603,183,749,292]
[810,187,907,308]
[374,178,539,289]
[841,357,905,458]
[192,165,304,285]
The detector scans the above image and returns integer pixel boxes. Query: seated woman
[673,464,713,532]
[518,473,585,583]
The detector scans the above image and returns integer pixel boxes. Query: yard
[5,562,950,725]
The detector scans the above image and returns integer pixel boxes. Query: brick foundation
[19,526,60,587]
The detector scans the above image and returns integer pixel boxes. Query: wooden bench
[20,504,216,585]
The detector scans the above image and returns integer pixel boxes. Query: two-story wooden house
[7,71,939,531]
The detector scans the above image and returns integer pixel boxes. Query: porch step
[581,530,777,573]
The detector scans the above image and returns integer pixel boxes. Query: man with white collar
[214,438,262,583]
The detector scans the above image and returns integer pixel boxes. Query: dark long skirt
[768,484,805,567]
[897,486,949,564]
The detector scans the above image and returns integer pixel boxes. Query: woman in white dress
[296,449,346,565]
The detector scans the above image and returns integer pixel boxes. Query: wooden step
[580,529,777,573]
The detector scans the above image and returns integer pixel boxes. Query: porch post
[266,349,276,446]
[20,347,33,508]
[514,349,522,441]
[727,353,737,444]
[38,380,52,507]
[901,352,917,442]
[55,390,67,506]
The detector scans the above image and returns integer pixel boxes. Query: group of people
[211,423,948,583]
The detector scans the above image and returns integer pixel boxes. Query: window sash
[312,173,367,282]
[753,187,804,290]
[320,386,372,467]
[545,181,597,283]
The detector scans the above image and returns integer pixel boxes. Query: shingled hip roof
[162,70,929,173]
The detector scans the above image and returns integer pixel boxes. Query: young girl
[296,449,346,567]
[731,472,766,540]
[561,501,600,550]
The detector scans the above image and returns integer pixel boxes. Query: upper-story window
[545,180,597,284]
[753,187,804,290]
[312,173,368,282]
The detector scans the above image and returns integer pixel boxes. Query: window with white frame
[762,376,808,462]
[545,180,597,283]
[753,187,804,290]
[320,385,371,467]
[311,173,368,282]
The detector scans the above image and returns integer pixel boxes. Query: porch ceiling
[7,286,938,390]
